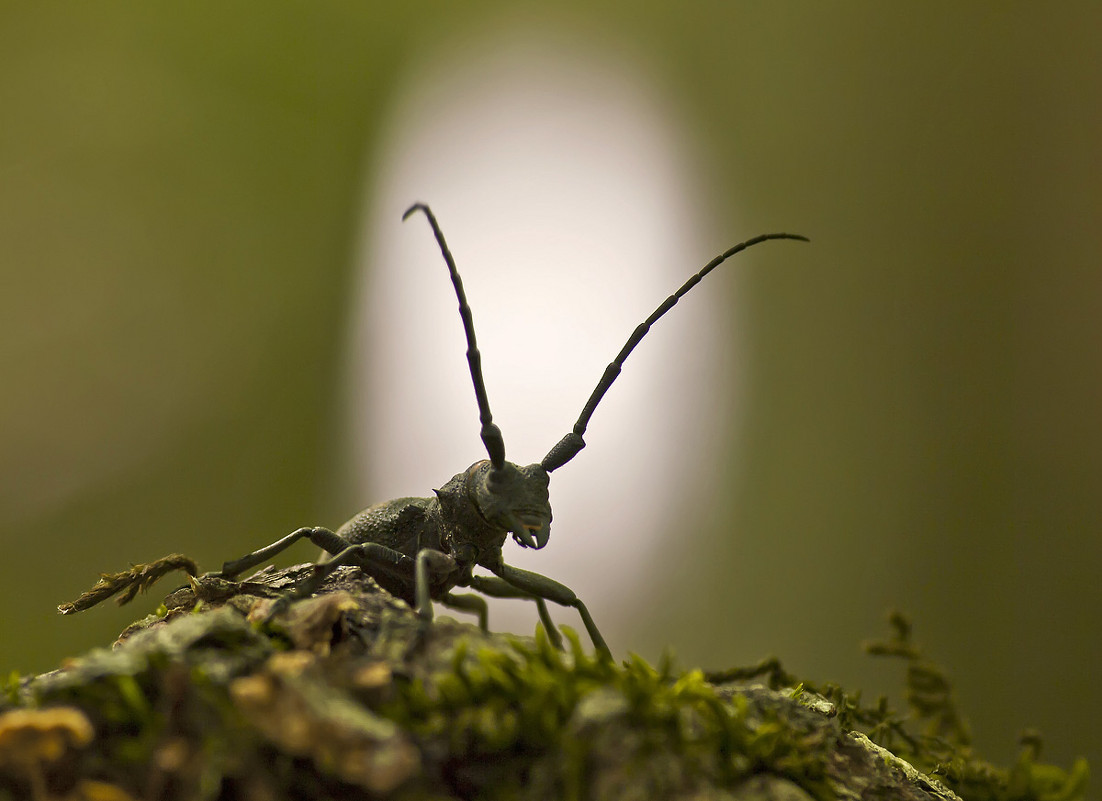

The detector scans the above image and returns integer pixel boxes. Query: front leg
[465,574,563,651]
[489,562,610,658]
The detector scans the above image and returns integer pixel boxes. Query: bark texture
[1,565,1087,801]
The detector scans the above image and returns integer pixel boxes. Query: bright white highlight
[344,32,731,647]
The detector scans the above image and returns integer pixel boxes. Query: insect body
[64,203,807,658]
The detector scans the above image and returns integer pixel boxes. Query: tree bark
[0,564,1082,801]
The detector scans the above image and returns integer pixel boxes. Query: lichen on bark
[0,565,1089,801]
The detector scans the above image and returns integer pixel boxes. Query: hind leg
[217,527,351,579]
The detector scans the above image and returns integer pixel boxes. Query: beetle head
[470,461,552,549]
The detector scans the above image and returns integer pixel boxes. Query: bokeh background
[3,2,1099,778]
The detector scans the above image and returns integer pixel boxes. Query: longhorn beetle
[63,204,807,658]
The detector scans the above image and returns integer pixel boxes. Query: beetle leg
[487,564,610,658]
[217,526,350,579]
[441,592,489,630]
[256,542,416,623]
[466,575,565,652]
[414,549,459,621]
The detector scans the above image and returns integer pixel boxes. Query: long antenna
[541,231,809,472]
[403,203,506,470]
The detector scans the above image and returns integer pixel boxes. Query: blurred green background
[2,1,1099,777]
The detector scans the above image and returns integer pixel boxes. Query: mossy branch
[3,565,1090,801]
[56,554,200,615]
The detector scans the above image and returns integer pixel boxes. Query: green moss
[709,612,1090,801]
[1,674,19,707]
[377,626,835,801]
[861,613,1089,801]
[7,578,1091,801]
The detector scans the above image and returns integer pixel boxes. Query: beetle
[62,203,806,658]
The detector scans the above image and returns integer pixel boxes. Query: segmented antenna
[541,231,809,472]
[403,203,506,470]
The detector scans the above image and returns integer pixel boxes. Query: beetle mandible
[64,203,807,658]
